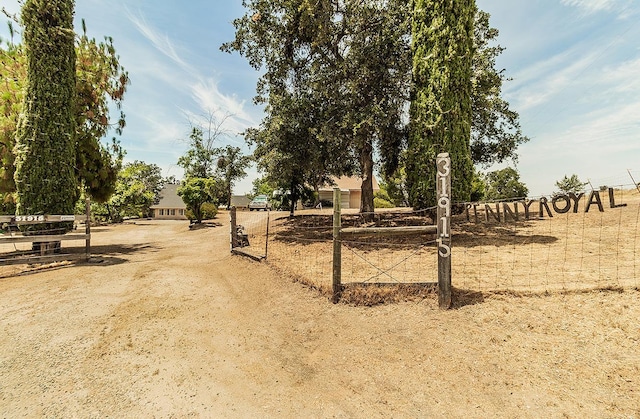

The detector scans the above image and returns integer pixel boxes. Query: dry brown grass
[266,189,640,305]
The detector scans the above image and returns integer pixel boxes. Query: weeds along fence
[232,184,640,299]
[0,199,91,271]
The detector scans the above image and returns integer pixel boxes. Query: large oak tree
[223,0,410,213]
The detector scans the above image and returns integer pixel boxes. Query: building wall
[154,208,188,220]
[349,191,361,210]
[319,190,352,209]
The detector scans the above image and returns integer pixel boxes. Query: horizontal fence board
[0,253,87,266]
[0,215,77,224]
[340,225,437,237]
[0,234,89,244]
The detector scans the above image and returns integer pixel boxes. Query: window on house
[159,209,164,216]
[171,209,176,216]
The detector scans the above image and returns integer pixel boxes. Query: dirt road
[1,219,638,418]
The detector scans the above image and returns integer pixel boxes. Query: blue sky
[1,0,639,197]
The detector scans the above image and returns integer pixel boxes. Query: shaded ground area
[1,219,639,418]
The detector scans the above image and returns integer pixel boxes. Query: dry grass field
[264,188,640,299]
[1,193,639,417]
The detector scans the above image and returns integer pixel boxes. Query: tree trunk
[289,181,297,217]
[360,140,375,214]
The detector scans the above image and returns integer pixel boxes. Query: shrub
[374,197,395,209]
[200,202,218,220]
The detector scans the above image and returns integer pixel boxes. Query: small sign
[60,215,76,221]
[14,215,45,222]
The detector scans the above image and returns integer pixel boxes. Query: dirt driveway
[1,219,638,418]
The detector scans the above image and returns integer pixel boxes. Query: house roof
[319,176,380,192]
[150,184,186,209]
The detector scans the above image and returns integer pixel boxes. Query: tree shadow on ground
[271,213,439,250]
[270,213,558,250]
[453,221,558,248]
[451,288,486,308]
[337,283,489,308]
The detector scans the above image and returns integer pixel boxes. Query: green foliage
[95,161,162,223]
[407,0,476,210]
[484,167,528,201]
[555,174,586,196]
[74,23,130,202]
[0,192,16,215]
[380,165,409,207]
[223,0,411,214]
[200,202,218,220]
[215,145,251,208]
[470,169,486,202]
[251,176,277,199]
[225,2,527,212]
[471,11,529,167]
[0,38,24,195]
[177,127,217,178]
[177,177,217,224]
[1,14,129,205]
[373,189,395,209]
[14,0,78,219]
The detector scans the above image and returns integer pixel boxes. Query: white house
[318,176,380,209]
[150,184,188,220]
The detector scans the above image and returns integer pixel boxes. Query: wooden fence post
[332,187,342,303]
[265,209,270,259]
[85,198,91,261]
[436,153,452,309]
[230,207,237,250]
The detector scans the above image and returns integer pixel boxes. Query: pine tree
[14,0,78,218]
[407,0,476,210]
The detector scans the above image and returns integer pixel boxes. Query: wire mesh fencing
[231,208,272,260]
[455,187,640,293]
[258,208,441,293]
[265,210,335,292]
[232,187,640,296]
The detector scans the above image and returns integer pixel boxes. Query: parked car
[249,195,271,211]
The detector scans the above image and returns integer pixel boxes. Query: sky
[1,0,639,197]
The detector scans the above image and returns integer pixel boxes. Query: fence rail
[0,199,91,266]
[230,170,640,305]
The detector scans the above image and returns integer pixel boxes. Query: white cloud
[507,49,602,111]
[556,101,640,149]
[190,77,258,134]
[603,57,640,93]
[560,0,637,18]
[126,9,195,77]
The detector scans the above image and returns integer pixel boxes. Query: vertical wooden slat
[332,187,342,303]
[85,198,91,261]
[230,207,237,250]
[265,209,270,259]
[436,153,452,309]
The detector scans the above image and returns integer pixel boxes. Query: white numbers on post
[436,154,451,259]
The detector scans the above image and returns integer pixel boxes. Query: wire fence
[233,184,640,296]
[455,186,640,292]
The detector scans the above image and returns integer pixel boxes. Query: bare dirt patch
[1,219,639,417]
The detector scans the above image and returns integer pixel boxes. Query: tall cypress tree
[14,0,78,217]
[407,0,476,210]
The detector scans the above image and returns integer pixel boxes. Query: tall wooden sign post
[332,187,342,303]
[436,153,452,309]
